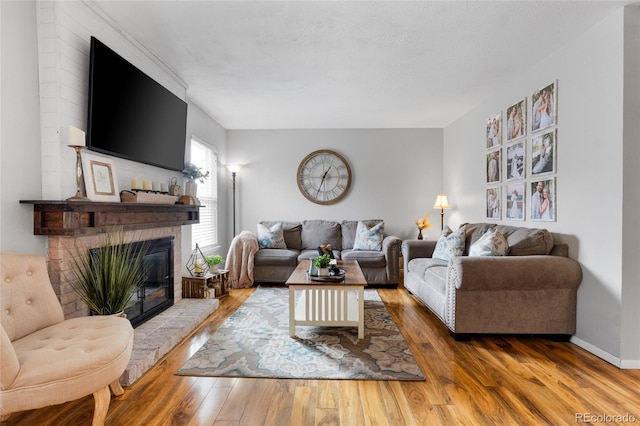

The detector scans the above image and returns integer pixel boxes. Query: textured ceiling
[91,1,627,129]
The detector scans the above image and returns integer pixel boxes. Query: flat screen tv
[87,36,187,172]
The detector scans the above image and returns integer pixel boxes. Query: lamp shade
[226,164,242,173]
[433,193,450,209]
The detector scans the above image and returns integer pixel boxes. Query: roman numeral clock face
[297,149,352,205]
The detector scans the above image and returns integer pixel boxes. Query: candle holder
[186,243,209,277]
[66,145,90,201]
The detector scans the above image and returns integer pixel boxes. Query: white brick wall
[34,1,193,319]
[36,1,188,200]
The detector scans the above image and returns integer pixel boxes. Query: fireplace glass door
[124,237,174,327]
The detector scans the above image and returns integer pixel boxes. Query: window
[190,137,218,252]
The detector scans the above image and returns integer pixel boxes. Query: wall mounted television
[87,36,187,172]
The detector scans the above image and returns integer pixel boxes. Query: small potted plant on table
[311,253,332,276]
[205,254,225,272]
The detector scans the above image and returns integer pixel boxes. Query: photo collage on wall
[484,80,558,221]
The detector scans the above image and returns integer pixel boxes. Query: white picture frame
[506,98,526,142]
[486,186,501,220]
[531,80,557,133]
[486,148,501,183]
[531,129,556,177]
[486,112,502,148]
[81,152,120,202]
[506,182,525,221]
[506,140,525,181]
[530,178,556,221]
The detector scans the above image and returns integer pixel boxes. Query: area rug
[176,287,425,380]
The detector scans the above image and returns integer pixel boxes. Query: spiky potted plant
[67,231,149,316]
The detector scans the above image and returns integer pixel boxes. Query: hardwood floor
[4,282,640,425]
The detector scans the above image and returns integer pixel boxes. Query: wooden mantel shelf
[20,200,200,236]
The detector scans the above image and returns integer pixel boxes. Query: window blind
[190,138,218,252]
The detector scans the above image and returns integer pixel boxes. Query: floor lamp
[226,164,242,236]
[433,193,450,231]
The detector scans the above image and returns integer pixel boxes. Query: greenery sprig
[205,254,224,265]
[313,253,332,269]
[182,162,210,183]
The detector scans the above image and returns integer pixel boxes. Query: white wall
[1,1,45,254]
[226,128,443,242]
[36,1,188,200]
[445,8,639,366]
[621,6,640,368]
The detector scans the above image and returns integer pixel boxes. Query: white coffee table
[285,260,367,339]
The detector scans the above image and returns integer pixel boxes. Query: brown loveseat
[0,252,134,425]
[401,223,582,339]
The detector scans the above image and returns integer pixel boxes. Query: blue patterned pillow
[469,229,509,257]
[432,225,466,261]
[257,222,287,249]
[353,221,384,251]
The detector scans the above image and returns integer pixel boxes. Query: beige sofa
[0,252,134,425]
[253,219,402,287]
[402,223,582,339]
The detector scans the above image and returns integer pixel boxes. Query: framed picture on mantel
[81,152,120,202]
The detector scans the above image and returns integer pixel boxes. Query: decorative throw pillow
[353,221,384,251]
[432,225,466,261]
[257,222,287,249]
[469,229,509,257]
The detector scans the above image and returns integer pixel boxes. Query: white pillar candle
[131,177,140,190]
[68,125,86,147]
[142,180,152,191]
[160,183,167,193]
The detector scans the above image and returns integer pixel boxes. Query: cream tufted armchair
[0,252,134,425]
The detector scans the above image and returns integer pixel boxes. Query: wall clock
[297,149,352,205]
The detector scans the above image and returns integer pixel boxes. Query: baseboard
[620,359,640,369]
[570,336,632,369]
[570,336,620,366]
[571,336,640,369]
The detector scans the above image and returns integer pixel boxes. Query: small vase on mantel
[185,179,198,198]
[417,229,424,240]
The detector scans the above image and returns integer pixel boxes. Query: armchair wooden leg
[92,386,111,426]
[109,379,125,396]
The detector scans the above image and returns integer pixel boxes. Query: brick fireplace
[47,226,183,319]
[20,200,201,319]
